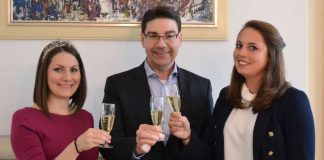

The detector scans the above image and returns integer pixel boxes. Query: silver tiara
[42,40,77,62]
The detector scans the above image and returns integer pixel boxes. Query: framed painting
[0,0,227,40]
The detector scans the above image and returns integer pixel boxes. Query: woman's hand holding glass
[75,128,111,152]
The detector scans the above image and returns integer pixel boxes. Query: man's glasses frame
[144,33,179,43]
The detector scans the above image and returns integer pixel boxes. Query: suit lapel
[176,67,189,115]
[216,103,233,131]
[133,63,152,120]
[253,107,272,160]
[214,95,233,140]
[214,96,233,160]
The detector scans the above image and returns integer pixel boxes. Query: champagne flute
[150,96,165,143]
[100,103,115,148]
[164,83,181,112]
[150,97,164,127]
[139,97,165,153]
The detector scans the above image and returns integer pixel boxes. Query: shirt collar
[144,59,178,79]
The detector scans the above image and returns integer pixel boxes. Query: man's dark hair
[141,6,181,33]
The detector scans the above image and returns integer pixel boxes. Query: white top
[224,83,258,160]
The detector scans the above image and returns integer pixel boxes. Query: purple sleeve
[11,110,47,160]
[77,110,99,160]
[89,112,94,128]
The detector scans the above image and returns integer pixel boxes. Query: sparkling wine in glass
[100,103,115,148]
[164,83,181,112]
[150,97,164,126]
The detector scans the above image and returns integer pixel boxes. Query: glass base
[99,143,113,148]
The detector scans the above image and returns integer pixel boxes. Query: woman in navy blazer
[169,20,315,160]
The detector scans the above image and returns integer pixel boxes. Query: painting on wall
[0,0,227,40]
[11,0,214,25]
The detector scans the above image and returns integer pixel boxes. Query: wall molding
[308,0,324,159]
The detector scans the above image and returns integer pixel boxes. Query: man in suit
[99,6,213,160]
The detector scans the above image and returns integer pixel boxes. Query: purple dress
[11,107,99,160]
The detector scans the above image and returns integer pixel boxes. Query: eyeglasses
[144,33,179,43]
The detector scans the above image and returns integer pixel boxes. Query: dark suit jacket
[99,63,213,160]
[182,86,315,160]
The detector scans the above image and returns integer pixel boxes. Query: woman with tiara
[11,40,111,160]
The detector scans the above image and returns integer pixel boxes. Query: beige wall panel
[309,0,324,159]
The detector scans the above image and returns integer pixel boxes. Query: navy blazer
[99,63,213,160]
[183,86,315,160]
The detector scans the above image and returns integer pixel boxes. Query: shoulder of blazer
[270,86,310,116]
[177,66,210,82]
[106,62,146,81]
[219,86,229,97]
[215,86,230,107]
[280,87,305,100]
[213,86,232,126]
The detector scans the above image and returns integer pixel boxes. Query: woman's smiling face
[233,27,269,80]
[47,52,81,100]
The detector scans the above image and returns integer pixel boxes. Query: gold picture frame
[0,0,227,40]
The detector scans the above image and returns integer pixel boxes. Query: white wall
[0,0,308,135]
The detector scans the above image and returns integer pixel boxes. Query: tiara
[42,40,77,62]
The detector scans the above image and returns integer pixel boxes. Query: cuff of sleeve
[132,152,145,160]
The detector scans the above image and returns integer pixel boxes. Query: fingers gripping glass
[144,33,179,43]
[163,84,181,112]
[100,103,115,148]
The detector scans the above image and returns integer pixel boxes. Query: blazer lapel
[216,104,233,130]
[213,87,233,132]
[176,67,189,115]
[214,98,233,160]
[133,63,152,119]
[253,107,272,160]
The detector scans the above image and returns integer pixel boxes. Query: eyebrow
[146,30,177,35]
[236,40,259,46]
[52,64,79,68]
[247,42,260,46]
